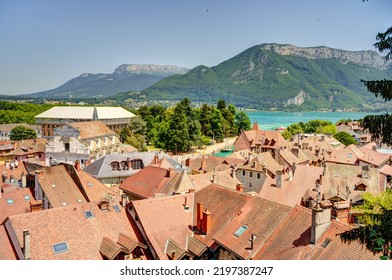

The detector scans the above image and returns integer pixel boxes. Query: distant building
[0,123,41,140]
[44,121,123,166]
[35,106,135,137]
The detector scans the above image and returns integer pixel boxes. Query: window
[64,143,70,152]
[257,173,261,179]
[7,198,14,205]
[321,238,332,248]
[249,182,252,188]
[111,161,120,171]
[84,210,94,219]
[52,242,69,254]
[130,159,143,169]
[242,170,245,176]
[234,225,248,237]
[24,195,31,200]
[249,172,253,178]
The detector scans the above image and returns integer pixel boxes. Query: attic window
[234,225,248,237]
[321,238,332,248]
[84,210,94,219]
[52,242,69,254]
[7,198,14,205]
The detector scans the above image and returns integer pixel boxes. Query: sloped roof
[99,237,126,260]
[67,121,117,139]
[189,170,239,191]
[327,144,364,165]
[7,201,144,260]
[0,123,40,133]
[36,165,87,207]
[120,166,176,199]
[0,225,17,260]
[254,205,379,260]
[213,196,291,259]
[258,165,323,207]
[0,186,35,224]
[35,106,135,120]
[358,145,390,167]
[131,193,195,260]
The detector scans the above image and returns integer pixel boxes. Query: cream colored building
[45,121,122,167]
[35,106,135,137]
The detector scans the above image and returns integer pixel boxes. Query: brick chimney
[202,209,211,234]
[121,193,128,207]
[30,200,43,212]
[74,160,81,172]
[153,153,159,165]
[310,183,331,244]
[196,202,203,231]
[236,183,244,192]
[166,167,175,178]
[21,171,27,188]
[23,229,31,260]
[185,158,190,167]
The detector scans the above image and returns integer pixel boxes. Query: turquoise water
[246,111,376,131]
[215,146,234,157]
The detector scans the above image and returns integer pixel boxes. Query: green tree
[10,126,37,140]
[361,26,392,145]
[340,189,392,259]
[235,111,251,134]
[334,131,357,146]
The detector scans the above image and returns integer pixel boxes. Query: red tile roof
[0,186,35,224]
[120,166,176,199]
[254,205,379,260]
[0,225,17,260]
[37,165,87,207]
[6,201,145,260]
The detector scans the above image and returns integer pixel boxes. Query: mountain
[118,44,392,111]
[25,64,189,98]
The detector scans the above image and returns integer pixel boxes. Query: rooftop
[35,106,135,120]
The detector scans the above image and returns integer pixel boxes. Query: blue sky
[0,0,391,95]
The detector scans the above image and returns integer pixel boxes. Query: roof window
[234,225,248,237]
[321,238,332,248]
[24,195,31,200]
[7,198,14,204]
[84,210,94,219]
[52,242,69,254]
[113,205,121,213]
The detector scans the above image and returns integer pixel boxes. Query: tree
[10,126,37,140]
[235,111,251,134]
[340,189,392,259]
[334,131,357,146]
[361,26,392,145]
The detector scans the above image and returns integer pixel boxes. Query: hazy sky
[0,0,391,95]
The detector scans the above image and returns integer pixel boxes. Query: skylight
[84,210,94,219]
[113,205,121,213]
[24,195,31,200]
[322,238,332,248]
[52,242,69,254]
[234,225,248,237]
[7,198,14,205]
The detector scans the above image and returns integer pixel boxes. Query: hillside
[117,44,392,111]
[25,64,189,98]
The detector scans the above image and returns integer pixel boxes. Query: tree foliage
[334,131,357,146]
[10,126,37,140]
[340,189,392,259]
[360,25,392,145]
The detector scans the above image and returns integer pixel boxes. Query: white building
[45,121,123,167]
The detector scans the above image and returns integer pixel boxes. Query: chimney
[310,184,331,244]
[236,183,244,192]
[2,171,6,183]
[21,171,27,188]
[153,153,159,165]
[166,167,175,178]
[275,171,283,188]
[250,233,256,251]
[121,193,127,207]
[23,229,31,260]
[230,164,236,178]
[318,173,323,185]
[30,200,43,212]
[320,135,325,142]
[200,156,207,171]
[372,145,377,151]
[188,188,195,193]
[202,209,211,234]
[5,161,10,169]
[196,202,203,231]
[74,160,81,172]
[362,165,369,179]
[185,158,190,167]
[247,152,253,165]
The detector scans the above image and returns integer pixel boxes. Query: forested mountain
[117,44,392,111]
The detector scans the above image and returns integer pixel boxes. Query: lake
[245,111,376,130]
